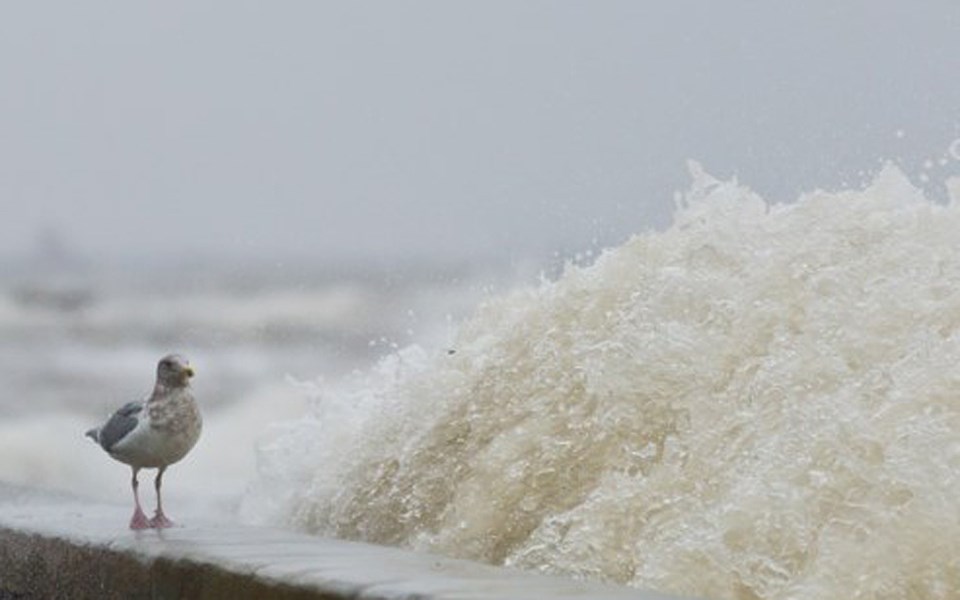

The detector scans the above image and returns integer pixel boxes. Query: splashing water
[242,164,960,599]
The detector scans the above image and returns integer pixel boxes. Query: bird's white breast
[110,388,202,468]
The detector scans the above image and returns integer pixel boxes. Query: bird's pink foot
[150,511,175,529]
[129,507,151,530]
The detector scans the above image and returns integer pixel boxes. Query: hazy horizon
[2,1,959,267]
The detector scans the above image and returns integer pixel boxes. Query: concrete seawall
[0,484,685,600]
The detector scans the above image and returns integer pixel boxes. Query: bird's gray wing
[91,401,144,452]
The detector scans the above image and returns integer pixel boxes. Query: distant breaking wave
[242,163,960,599]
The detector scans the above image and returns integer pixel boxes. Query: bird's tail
[84,428,99,443]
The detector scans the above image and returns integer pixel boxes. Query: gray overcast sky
[1,1,958,266]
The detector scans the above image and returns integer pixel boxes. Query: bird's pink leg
[149,466,175,529]
[129,468,150,530]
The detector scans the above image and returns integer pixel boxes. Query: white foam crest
[242,164,960,599]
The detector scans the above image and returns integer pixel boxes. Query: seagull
[86,354,202,530]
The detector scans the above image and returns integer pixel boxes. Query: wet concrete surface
[0,483,686,600]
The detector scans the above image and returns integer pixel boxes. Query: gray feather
[91,401,143,452]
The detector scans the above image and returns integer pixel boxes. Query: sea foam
[242,164,960,599]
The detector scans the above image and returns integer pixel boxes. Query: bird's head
[157,354,195,388]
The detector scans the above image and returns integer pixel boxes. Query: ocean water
[0,261,497,513]
[235,164,960,599]
[5,163,960,599]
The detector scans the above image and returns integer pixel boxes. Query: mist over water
[0,262,500,514]
[239,165,960,599]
